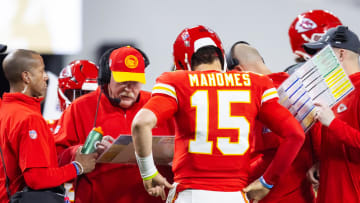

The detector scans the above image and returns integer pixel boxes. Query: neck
[194,60,222,71]
[342,60,360,76]
[258,63,272,75]
[10,83,30,96]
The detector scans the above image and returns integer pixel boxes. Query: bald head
[232,44,264,66]
[2,49,43,84]
[231,43,271,74]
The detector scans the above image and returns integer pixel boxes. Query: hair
[191,46,221,70]
[2,49,40,84]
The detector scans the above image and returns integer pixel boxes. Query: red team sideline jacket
[0,93,77,202]
[143,70,305,192]
[54,88,175,203]
[316,72,360,203]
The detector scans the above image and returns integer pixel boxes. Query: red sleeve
[143,95,178,123]
[328,118,360,148]
[19,116,57,170]
[309,122,322,161]
[23,164,77,189]
[258,101,305,185]
[249,155,270,183]
[54,105,82,166]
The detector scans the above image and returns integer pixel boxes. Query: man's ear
[338,49,345,62]
[21,71,30,84]
[234,65,245,72]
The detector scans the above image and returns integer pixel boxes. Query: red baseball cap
[109,46,146,84]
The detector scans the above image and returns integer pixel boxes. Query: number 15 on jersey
[189,90,251,156]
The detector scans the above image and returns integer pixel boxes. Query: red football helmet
[173,25,226,71]
[58,60,99,111]
[288,10,342,59]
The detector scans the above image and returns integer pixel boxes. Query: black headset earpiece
[227,41,250,70]
[98,47,116,86]
[133,47,150,68]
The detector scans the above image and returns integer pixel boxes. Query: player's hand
[96,135,114,155]
[306,162,320,192]
[314,102,335,127]
[243,179,270,202]
[74,146,97,174]
[143,173,174,200]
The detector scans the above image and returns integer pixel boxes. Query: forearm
[23,164,77,190]
[132,109,157,157]
[259,102,305,185]
[309,122,322,161]
[262,116,305,184]
[57,145,81,166]
[328,118,360,148]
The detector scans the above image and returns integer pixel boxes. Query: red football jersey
[145,70,296,192]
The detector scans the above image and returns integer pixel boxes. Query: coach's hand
[314,102,335,127]
[307,162,320,191]
[243,179,270,202]
[96,135,114,155]
[144,173,174,200]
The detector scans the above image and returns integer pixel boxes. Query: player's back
[153,70,278,192]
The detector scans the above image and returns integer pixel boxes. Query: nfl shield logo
[29,130,38,139]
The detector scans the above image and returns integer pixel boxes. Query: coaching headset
[226,41,265,70]
[226,41,250,70]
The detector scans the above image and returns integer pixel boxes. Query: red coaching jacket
[316,72,360,203]
[54,88,175,203]
[0,93,77,202]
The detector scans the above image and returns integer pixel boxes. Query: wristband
[72,162,79,175]
[259,176,274,189]
[135,152,158,180]
[72,161,84,175]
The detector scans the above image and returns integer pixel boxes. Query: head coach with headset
[53,46,175,203]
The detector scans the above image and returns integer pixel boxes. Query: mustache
[120,92,135,98]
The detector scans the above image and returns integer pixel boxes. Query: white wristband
[135,152,158,180]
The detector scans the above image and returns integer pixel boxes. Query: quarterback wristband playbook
[135,153,159,180]
[259,176,274,189]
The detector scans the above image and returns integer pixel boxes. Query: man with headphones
[54,46,175,203]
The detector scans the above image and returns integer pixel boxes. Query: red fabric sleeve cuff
[328,118,342,132]
[58,145,81,166]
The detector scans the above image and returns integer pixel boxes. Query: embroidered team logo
[29,130,38,139]
[337,103,347,113]
[295,18,317,33]
[124,55,139,69]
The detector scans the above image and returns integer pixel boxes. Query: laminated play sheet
[277,45,354,132]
